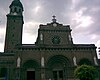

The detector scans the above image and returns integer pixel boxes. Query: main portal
[27,71,35,80]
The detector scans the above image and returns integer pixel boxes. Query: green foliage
[74,65,97,80]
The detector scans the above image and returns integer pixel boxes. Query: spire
[52,15,57,23]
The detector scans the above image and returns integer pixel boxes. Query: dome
[9,0,23,11]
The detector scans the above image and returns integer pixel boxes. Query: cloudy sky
[0,0,100,57]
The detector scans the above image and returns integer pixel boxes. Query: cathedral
[0,0,100,80]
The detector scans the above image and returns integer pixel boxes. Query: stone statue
[94,56,98,65]
[73,56,77,66]
[40,33,43,41]
[41,57,44,67]
[17,57,21,68]
[49,78,51,80]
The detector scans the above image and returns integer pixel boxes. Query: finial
[53,15,56,19]
[52,15,57,23]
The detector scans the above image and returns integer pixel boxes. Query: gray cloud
[22,0,73,36]
[0,0,12,26]
[23,0,73,23]
[0,0,100,52]
[74,0,100,11]
[71,0,100,44]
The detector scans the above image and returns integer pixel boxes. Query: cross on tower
[53,15,56,19]
[52,15,57,23]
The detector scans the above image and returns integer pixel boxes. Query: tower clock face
[52,36,60,44]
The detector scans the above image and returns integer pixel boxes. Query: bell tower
[4,0,24,52]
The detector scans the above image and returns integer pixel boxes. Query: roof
[9,0,23,11]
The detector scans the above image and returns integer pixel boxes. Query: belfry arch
[46,55,71,80]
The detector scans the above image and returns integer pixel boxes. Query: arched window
[14,7,17,12]
[19,9,21,13]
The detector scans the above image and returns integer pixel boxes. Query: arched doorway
[46,55,70,80]
[22,60,40,80]
[27,69,35,80]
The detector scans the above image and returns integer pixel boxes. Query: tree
[74,65,97,80]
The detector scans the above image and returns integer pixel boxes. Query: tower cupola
[9,0,23,15]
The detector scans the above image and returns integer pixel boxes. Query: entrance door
[27,71,35,80]
[53,70,63,80]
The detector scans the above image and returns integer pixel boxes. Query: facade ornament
[94,56,98,66]
[41,57,44,67]
[69,34,72,41]
[17,57,21,68]
[73,56,77,66]
[52,15,56,23]
[40,33,43,41]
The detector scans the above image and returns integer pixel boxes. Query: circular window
[52,36,60,44]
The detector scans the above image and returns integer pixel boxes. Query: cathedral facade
[0,0,100,80]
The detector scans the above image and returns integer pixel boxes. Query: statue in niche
[17,57,21,68]
[40,33,43,41]
[94,56,98,65]
[41,57,44,67]
[73,56,77,66]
